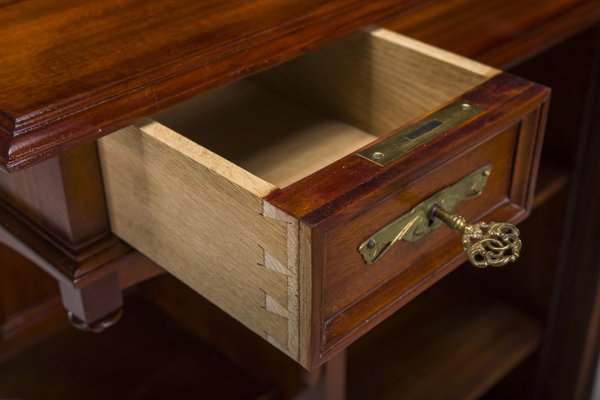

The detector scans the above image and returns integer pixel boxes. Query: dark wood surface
[387,6,600,398]
[139,275,308,399]
[0,143,128,280]
[347,270,542,400]
[0,293,274,400]
[0,0,427,172]
[141,275,350,400]
[0,243,64,361]
[384,0,600,69]
[531,160,570,209]
[537,25,600,400]
[0,155,128,325]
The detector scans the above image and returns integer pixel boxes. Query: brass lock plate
[358,165,492,264]
[357,101,483,167]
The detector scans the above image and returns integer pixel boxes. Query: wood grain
[385,8,600,398]
[384,0,600,69]
[0,141,131,325]
[255,29,497,136]
[0,0,427,171]
[154,80,377,188]
[98,122,303,362]
[0,143,109,251]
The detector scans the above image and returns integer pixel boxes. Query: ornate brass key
[429,205,521,268]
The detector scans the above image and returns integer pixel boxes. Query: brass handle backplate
[358,165,521,268]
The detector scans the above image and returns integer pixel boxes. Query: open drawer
[98,28,548,369]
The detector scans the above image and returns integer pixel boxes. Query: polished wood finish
[383,0,600,69]
[97,29,496,366]
[58,251,164,328]
[0,0,427,172]
[59,272,122,327]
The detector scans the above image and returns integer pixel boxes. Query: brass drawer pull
[430,205,521,268]
[358,165,521,268]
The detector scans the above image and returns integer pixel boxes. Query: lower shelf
[347,274,542,400]
[0,293,274,400]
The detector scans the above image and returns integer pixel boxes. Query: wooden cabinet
[0,1,598,399]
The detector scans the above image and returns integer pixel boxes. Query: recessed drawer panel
[98,28,549,369]
[322,125,519,349]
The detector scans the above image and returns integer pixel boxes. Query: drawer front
[323,126,517,324]
[266,73,548,365]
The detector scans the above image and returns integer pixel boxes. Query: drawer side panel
[98,123,302,361]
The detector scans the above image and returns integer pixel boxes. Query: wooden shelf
[347,277,542,400]
[0,294,274,400]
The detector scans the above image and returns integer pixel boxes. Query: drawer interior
[152,28,497,189]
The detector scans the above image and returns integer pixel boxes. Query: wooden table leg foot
[67,307,124,333]
[59,271,123,331]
